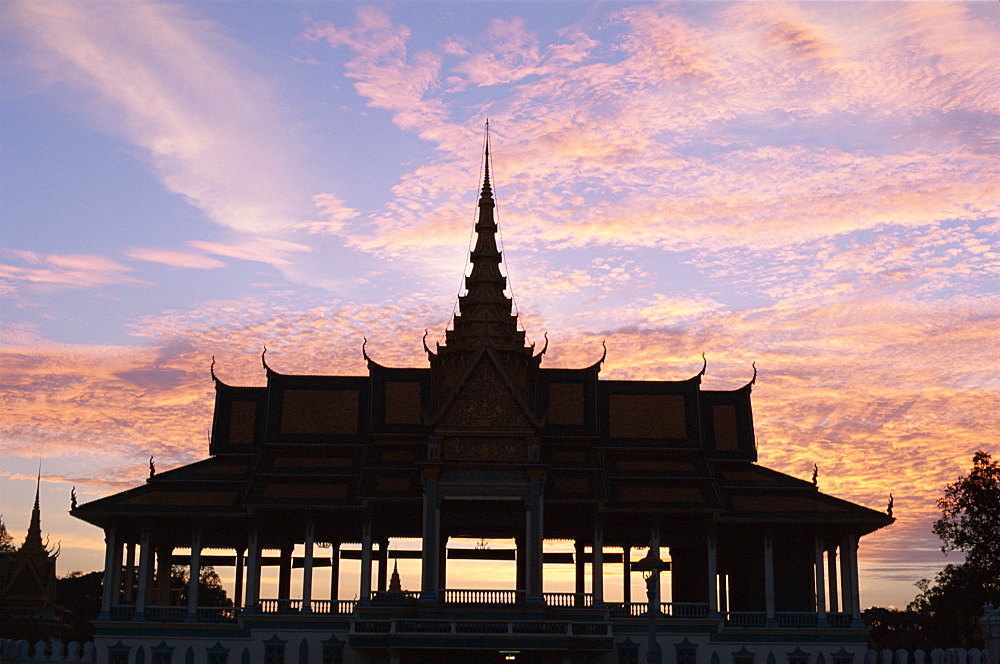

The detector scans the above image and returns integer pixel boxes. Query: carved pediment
[441,436,531,462]
[435,355,535,432]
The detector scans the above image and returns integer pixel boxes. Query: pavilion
[73,133,893,664]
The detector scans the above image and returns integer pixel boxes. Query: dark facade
[74,137,893,664]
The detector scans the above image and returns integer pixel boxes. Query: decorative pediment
[433,352,537,433]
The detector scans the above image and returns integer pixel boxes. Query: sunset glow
[1,1,997,610]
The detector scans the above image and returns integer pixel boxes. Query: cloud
[126,247,226,270]
[3,0,313,238]
[0,250,140,294]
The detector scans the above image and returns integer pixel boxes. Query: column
[134,528,151,620]
[515,536,526,599]
[419,473,441,603]
[329,542,340,606]
[438,534,448,593]
[707,530,718,614]
[360,517,373,605]
[377,539,389,593]
[622,546,631,606]
[525,475,545,606]
[302,523,315,613]
[764,534,776,626]
[278,544,293,607]
[827,544,839,613]
[650,525,661,608]
[244,528,260,613]
[575,540,585,607]
[841,533,862,625]
[814,534,827,624]
[154,547,171,605]
[234,549,245,609]
[186,528,202,621]
[123,542,136,603]
[592,519,604,607]
[99,527,120,616]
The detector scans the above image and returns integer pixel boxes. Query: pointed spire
[439,120,530,356]
[21,467,45,554]
[388,557,402,592]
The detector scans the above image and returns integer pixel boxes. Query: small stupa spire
[388,557,402,592]
[21,466,45,554]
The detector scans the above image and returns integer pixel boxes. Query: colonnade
[98,521,863,623]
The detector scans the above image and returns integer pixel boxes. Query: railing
[143,606,187,622]
[544,592,593,607]
[828,612,854,627]
[776,611,819,627]
[441,589,521,604]
[723,611,767,627]
[109,605,135,621]
[196,607,239,623]
[257,599,302,614]
[351,619,612,637]
[371,590,420,606]
[606,602,709,618]
[308,599,357,614]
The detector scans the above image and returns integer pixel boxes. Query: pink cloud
[0,250,141,293]
[126,247,226,269]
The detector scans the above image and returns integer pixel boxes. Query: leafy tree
[865,451,999,649]
[0,515,15,553]
[171,565,232,607]
[932,450,1000,590]
[56,571,104,642]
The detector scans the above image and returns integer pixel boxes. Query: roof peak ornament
[699,353,707,377]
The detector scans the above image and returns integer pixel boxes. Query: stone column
[707,530,718,614]
[525,474,545,605]
[814,534,828,624]
[123,541,136,603]
[234,549,245,609]
[151,547,168,606]
[827,544,839,613]
[244,528,260,613]
[438,534,448,594]
[842,533,862,625]
[134,528,151,620]
[592,519,604,607]
[515,536,526,599]
[622,546,631,606]
[377,539,389,593]
[278,544,293,606]
[329,542,341,606]
[575,540,585,607]
[419,472,441,603]
[186,528,202,621]
[302,523,315,613]
[650,525,661,608]
[764,534,776,626]
[360,517,373,606]
[99,527,120,616]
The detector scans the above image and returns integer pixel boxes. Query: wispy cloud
[0,250,141,294]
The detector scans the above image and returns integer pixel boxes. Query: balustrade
[776,611,819,627]
[441,588,521,604]
[723,611,767,627]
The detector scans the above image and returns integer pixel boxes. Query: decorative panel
[713,404,739,451]
[608,394,685,439]
[385,381,422,424]
[228,401,256,445]
[281,389,358,435]
[548,382,584,425]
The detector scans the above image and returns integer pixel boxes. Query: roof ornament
[599,339,607,365]
[422,329,431,355]
[539,331,549,357]
[362,336,370,362]
[210,356,218,383]
[70,486,77,511]
[149,456,156,478]
[749,361,757,386]
[886,494,894,518]
[261,346,270,372]
[812,463,819,487]
[699,353,707,377]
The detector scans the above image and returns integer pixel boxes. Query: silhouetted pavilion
[74,132,893,664]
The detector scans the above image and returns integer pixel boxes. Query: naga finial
[699,352,707,377]
[362,336,370,362]
[210,356,218,383]
[811,463,818,487]
[149,456,156,478]
[70,486,77,510]
[422,329,431,355]
[749,361,757,386]
[539,331,549,357]
[887,494,894,518]
[599,339,607,365]
[261,346,270,372]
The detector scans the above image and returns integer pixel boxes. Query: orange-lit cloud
[0,250,141,294]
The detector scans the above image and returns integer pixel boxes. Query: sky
[0,1,997,611]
